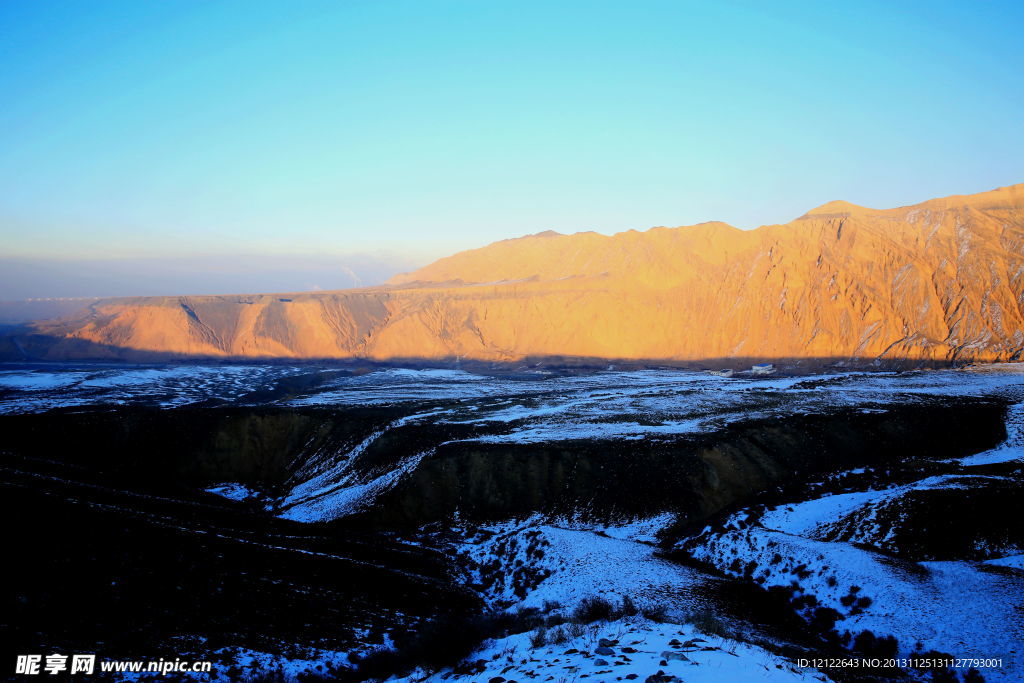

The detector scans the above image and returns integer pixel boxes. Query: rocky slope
[7,183,1024,365]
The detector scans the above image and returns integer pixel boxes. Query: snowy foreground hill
[1,363,1022,682]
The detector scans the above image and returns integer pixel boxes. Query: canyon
[3,363,1023,681]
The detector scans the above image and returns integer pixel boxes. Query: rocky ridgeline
[6,184,1024,366]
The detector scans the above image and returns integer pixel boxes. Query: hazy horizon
[10,180,1024,302]
[2,0,1023,300]
[0,250,432,303]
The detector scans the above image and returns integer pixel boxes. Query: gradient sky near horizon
[1,0,1023,298]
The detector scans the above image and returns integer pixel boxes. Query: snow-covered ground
[273,408,452,522]
[124,616,833,682]
[7,363,1024,447]
[271,365,1024,524]
[11,362,1023,533]
[278,444,436,523]
[388,617,830,683]
[670,390,1024,682]
[958,399,1024,466]
[450,519,717,616]
[672,371,1024,680]
[685,524,1023,679]
[331,517,837,682]
[5,362,1024,680]
[204,482,263,502]
[0,363,308,412]
[758,474,1003,545]
[986,555,1024,570]
[682,470,1024,683]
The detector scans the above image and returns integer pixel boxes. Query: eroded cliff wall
[10,184,1024,365]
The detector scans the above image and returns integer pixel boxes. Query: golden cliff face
[17,184,1024,365]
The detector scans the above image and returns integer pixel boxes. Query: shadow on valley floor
[0,441,481,666]
[0,397,1008,531]
[0,326,995,371]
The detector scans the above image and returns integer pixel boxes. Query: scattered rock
[660,651,690,662]
[595,646,615,656]
[645,671,678,683]
[595,659,610,666]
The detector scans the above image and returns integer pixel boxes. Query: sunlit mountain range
[4,184,1023,366]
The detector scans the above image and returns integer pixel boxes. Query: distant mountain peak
[801,199,867,217]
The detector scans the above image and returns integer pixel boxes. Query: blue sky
[1,1,1022,297]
